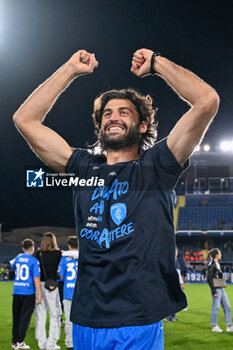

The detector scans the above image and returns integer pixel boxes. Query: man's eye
[120,111,128,115]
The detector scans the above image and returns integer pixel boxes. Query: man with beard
[13,49,219,350]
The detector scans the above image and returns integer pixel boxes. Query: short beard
[100,123,141,151]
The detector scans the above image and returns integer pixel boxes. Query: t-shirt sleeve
[33,258,41,278]
[11,259,16,270]
[144,138,189,190]
[65,148,90,175]
[59,257,65,277]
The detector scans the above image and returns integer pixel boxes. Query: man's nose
[109,110,120,121]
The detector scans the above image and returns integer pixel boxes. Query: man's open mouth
[106,124,126,132]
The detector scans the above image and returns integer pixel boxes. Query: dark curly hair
[92,88,158,154]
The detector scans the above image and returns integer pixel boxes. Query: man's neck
[23,250,33,256]
[106,147,139,165]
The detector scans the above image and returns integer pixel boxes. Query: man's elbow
[13,112,22,128]
[13,112,33,131]
[207,90,220,116]
[201,90,220,118]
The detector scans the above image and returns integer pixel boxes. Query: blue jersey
[59,255,78,300]
[12,253,40,295]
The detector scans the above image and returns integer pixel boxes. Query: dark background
[0,0,232,229]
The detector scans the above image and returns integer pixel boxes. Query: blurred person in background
[59,236,79,350]
[35,233,62,350]
[207,248,233,333]
[177,248,188,282]
[165,247,185,322]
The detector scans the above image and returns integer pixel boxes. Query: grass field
[0,282,233,350]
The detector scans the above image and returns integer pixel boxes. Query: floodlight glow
[203,144,210,152]
[220,141,230,151]
[194,145,200,152]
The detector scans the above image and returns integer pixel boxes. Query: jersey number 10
[15,264,29,281]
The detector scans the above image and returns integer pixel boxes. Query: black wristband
[150,52,161,75]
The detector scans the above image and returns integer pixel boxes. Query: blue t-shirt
[66,138,189,328]
[59,255,78,300]
[12,253,40,295]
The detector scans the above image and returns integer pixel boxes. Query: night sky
[0,0,232,230]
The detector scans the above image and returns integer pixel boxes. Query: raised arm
[131,48,219,165]
[13,50,99,172]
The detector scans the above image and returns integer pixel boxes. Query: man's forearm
[13,62,77,125]
[12,50,98,171]
[131,48,219,164]
[154,56,218,108]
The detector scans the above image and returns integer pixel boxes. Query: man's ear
[139,121,148,134]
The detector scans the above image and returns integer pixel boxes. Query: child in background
[59,236,78,350]
[11,239,41,349]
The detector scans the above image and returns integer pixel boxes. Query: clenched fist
[68,50,99,76]
[131,48,155,78]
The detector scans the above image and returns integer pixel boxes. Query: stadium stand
[176,193,233,281]
[0,226,75,267]
[177,194,233,230]
[0,243,22,264]
[0,242,68,264]
[185,194,233,207]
